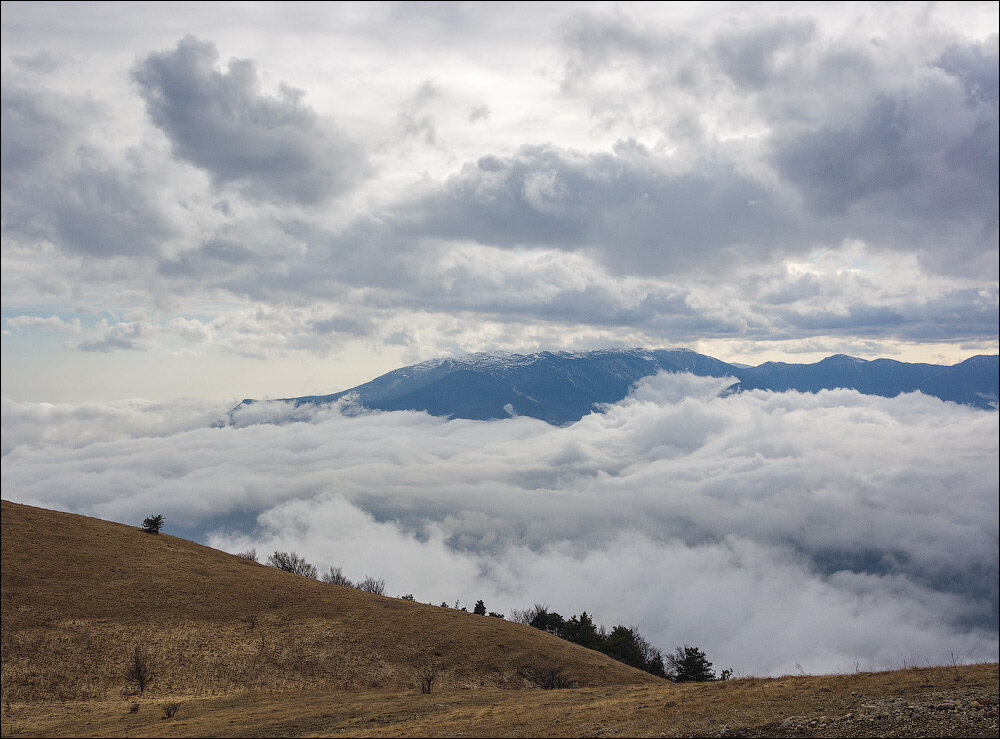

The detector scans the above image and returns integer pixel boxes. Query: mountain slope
[2,501,997,738]
[0,501,659,703]
[240,349,999,424]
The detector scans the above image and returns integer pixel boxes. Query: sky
[1,2,998,677]
[1,1,997,403]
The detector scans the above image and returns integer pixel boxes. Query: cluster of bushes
[512,603,728,681]
[235,543,726,682]
[238,549,388,596]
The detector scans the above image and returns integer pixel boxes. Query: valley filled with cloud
[4,374,996,675]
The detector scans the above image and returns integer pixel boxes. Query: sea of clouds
[3,373,997,676]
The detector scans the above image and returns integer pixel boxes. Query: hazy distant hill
[240,349,1000,424]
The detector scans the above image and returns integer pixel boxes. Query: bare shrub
[321,566,354,587]
[356,576,386,596]
[420,665,438,694]
[266,551,318,578]
[510,603,549,625]
[242,612,260,632]
[237,548,258,562]
[125,644,154,693]
[527,665,572,689]
[162,702,180,718]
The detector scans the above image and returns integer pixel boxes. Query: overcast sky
[1,1,997,402]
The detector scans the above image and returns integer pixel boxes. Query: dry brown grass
[3,500,997,738]
[1,664,996,737]
[1,500,656,704]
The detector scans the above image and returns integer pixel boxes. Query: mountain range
[239,349,999,424]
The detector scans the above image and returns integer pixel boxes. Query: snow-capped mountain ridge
[238,349,999,424]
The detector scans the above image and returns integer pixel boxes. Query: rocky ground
[724,685,999,737]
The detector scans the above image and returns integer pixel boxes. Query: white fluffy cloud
[3,376,996,675]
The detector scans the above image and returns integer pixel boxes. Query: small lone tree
[266,551,318,578]
[125,644,154,693]
[141,514,164,534]
[473,599,487,615]
[666,645,716,682]
[420,665,438,694]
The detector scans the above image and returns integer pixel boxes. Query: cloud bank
[3,376,996,675]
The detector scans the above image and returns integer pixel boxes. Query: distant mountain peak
[238,348,998,424]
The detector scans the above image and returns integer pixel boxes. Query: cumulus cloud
[132,36,368,205]
[4,314,82,333]
[1,84,175,259]
[401,143,799,276]
[3,376,996,675]
[76,319,154,352]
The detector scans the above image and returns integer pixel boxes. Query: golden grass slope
[2,500,998,738]
[1,500,658,703]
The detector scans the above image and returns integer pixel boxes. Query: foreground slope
[2,501,997,737]
[4,661,997,737]
[239,349,1000,424]
[0,500,658,703]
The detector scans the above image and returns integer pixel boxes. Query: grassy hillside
[1,500,657,702]
[3,500,996,738]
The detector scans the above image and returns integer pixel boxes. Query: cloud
[3,376,996,675]
[555,13,999,278]
[0,396,226,456]
[166,316,212,344]
[4,314,82,333]
[401,142,799,276]
[132,36,369,205]
[12,50,69,74]
[770,57,998,276]
[76,319,154,352]
[1,84,175,259]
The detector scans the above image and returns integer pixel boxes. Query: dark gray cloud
[937,37,1000,107]
[0,85,87,179]
[556,15,998,279]
[12,50,68,74]
[402,142,799,275]
[132,36,368,205]
[1,85,173,258]
[713,18,816,90]
[771,68,998,276]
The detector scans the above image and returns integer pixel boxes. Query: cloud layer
[4,376,996,675]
